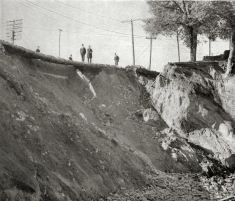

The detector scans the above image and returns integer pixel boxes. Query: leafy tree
[144,1,213,62]
[209,1,235,76]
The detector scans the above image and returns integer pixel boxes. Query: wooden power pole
[121,18,144,66]
[131,20,135,66]
[176,31,180,62]
[59,29,62,57]
[6,19,22,44]
[146,36,156,70]
[209,38,211,56]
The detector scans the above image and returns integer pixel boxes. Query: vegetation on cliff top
[144,1,235,76]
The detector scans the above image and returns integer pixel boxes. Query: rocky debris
[101,172,213,201]
[146,62,235,169]
[101,172,235,201]
[201,173,235,200]
[125,65,159,80]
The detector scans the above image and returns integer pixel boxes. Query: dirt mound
[1,42,235,200]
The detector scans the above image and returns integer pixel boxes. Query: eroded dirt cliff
[146,62,235,173]
[0,42,235,200]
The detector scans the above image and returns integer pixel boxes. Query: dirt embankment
[1,42,235,200]
[147,62,235,173]
[0,44,193,200]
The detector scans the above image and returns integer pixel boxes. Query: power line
[55,0,121,22]
[15,0,128,37]
[14,0,206,58]
[21,26,144,38]
[14,0,104,36]
[164,39,172,64]
[21,26,146,47]
[25,0,138,37]
[21,24,199,54]
[146,36,156,70]
[157,37,204,55]
[18,0,197,54]
[22,36,31,49]
[157,37,188,52]
[22,32,35,46]
[135,44,150,61]
[21,25,203,55]
[15,0,88,31]
[54,0,135,33]
[17,0,145,38]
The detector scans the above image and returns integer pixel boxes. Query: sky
[0,0,230,72]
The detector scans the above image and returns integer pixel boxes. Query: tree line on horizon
[144,1,235,76]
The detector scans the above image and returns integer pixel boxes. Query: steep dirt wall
[0,46,204,200]
[1,42,235,200]
[147,62,235,171]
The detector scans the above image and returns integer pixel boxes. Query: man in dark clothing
[87,45,93,63]
[36,46,40,53]
[114,53,119,66]
[69,54,73,61]
[80,44,86,62]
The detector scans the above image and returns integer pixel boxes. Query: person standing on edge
[114,53,119,66]
[80,44,86,62]
[87,45,93,63]
[36,46,40,53]
[69,54,73,61]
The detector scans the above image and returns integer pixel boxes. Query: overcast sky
[0,0,230,72]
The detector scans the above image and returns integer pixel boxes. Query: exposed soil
[1,42,235,200]
[0,46,182,200]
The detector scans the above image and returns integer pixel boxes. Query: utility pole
[209,38,211,56]
[121,18,144,66]
[12,20,15,45]
[6,19,22,44]
[131,20,135,66]
[176,31,180,62]
[121,18,151,66]
[146,36,156,70]
[59,29,62,57]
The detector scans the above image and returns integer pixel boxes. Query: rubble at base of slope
[201,173,235,200]
[99,171,235,201]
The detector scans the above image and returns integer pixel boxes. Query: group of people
[35,44,120,66]
[79,44,93,63]
[78,44,120,66]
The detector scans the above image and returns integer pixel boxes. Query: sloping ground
[146,61,235,173]
[0,43,202,200]
[0,52,160,200]
[1,41,235,200]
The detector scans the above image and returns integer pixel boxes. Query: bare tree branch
[173,1,184,13]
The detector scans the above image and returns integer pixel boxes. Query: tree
[209,1,235,76]
[144,1,213,62]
